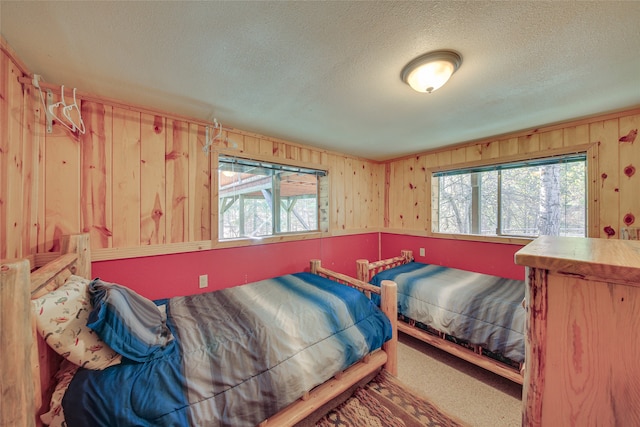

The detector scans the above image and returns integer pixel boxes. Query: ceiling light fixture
[401,50,462,93]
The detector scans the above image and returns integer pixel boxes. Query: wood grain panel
[299,147,311,163]
[563,124,589,148]
[498,137,519,157]
[404,156,417,230]
[618,114,640,235]
[518,133,540,155]
[140,114,166,245]
[480,140,500,160]
[166,120,189,243]
[286,143,299,161]
[591,119,620,238]
[189,123,211,241]
[310,149,321,165]
[368,161,383,229]
[390,160,405,229]
[25,79,46,255]
[80,102,112,249]
[414,156,428,231]
[451,146,466,164]
[465,144,482,162]
[344,157,355,230]
[259,137,272,157]
[21,85,36,257]
[5,60,24,259]
[330,155,345,231]
[112,108,141,248]
[539,129,563,151]
[0,49,10,259]
[436,150,452,168]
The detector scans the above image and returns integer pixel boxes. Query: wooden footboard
[257,261,399,426]
[310,259,397,376]
[356,250,524,385]
[259,350,387,426]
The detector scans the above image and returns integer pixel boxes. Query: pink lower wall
[91,234,379,300]
[92,232,525,299]
[379,233,526,281]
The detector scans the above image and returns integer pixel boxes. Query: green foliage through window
[433,154,586,237]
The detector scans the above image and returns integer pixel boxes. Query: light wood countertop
[514,236,640,285]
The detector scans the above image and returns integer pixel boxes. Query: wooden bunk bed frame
[0,234,398,427]
[356,250,524,385]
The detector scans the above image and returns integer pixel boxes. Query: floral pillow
[32,275,122,370]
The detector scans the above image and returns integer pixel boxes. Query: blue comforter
[63,272,392,427]
[370,262,525,362]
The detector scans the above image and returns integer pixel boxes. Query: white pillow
[32,275,122,370]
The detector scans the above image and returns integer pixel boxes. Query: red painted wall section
[91,234,379,300]
[379,233,526,281]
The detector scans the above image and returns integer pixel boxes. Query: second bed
[357,250,525,384]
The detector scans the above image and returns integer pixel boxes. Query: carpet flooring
[314,370,469,427]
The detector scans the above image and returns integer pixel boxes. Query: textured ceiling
[1,1,639,160]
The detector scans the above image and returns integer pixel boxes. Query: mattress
[370,262,525,362]
[62,272,392,427]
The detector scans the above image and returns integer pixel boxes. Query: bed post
[1,258,35,427]
[356,259,369,282]
[380,279,398,376]
[60,233,91,279]
[310,259,320,275]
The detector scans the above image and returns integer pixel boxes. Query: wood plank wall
[386,109,640,240]
[0,44,383,261]
[2,39,638,261]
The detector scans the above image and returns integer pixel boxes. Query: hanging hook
[47,85,86,135]
[62,87,86,134]
[203,118,223,154]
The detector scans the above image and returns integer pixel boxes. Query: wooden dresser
[515,236,640,427]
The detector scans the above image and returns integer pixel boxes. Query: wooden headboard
[356,250,413,282]
[0,234,90,427]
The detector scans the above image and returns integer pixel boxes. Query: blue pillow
[87,279,174,362]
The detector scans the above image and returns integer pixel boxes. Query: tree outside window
[433,154,586,238]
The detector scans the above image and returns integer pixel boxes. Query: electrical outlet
[199,274,208,288]
[419,248,425,257]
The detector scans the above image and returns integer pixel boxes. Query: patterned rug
[315,370,469,427]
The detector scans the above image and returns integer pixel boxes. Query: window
[432,153,586,238]
[218,156,326,240]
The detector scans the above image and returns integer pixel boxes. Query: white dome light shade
[401,50,462,93]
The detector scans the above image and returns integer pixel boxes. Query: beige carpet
[299,333,522,427]
[396,334,523,427]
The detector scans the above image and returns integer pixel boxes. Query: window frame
[216,154,328,243]
[428,145,594,242]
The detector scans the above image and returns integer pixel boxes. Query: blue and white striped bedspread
[63,272,392,427]
[370,262,525,362]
